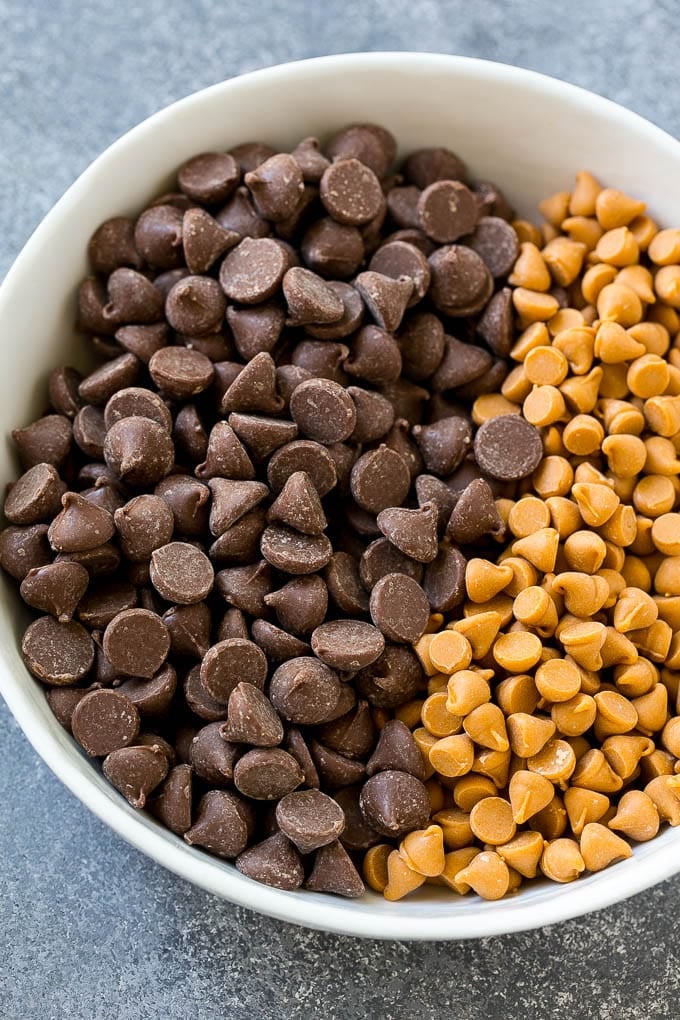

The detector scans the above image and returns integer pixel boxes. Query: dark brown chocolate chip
[305,283,364,341]
[386,185,421,229]
[149,542,214,604]
[267,471,327,536]
[333,785,381,850]
[413,416,472,476]
[148,347,215,399]
[56,543,121,578]
[103,386,173,432]
[104,268,164,325]
[149,763,193,835]
[290,341,349,385]
[276,790,345,853]
[429,245,494,316]
[208,478,269,537]
[320,158,384,226]
[196,422,256,481]
[162,603,211,659]
[289,378,357,445]
[283,267,344,326]
[114,323,169,363]
[184,664,227,722]
[222,682,283,746]
[116,663,177,716]
[382,419,423,478]
[350,446,411,515]
[102,608,170,679]
[78,277,111,334]
[422,543,467,613]
[267,440,337,496]
[77,579,138,628]
[155,475,210,536]
[305,840,365,898]
[476,288,515,358]
[325,552,369,615]
[359,769,430,838]
[348,388,395,444]
[209,507,267,563]
[474,414,544,481]
[311,621,384,673]
[379,378,429,426]
[20,561,89,622]
[465,215,520,278]
[183,207,239,274]
[344,325,402,386]
[45,686,90,731]
[134,205,184,269]
[71,688,140,756]
[165,275,226,335]
[199,636,267,705]
[359,537,424,591]
[226,302,285,361]
[309,740,366,790]
[403,147,467,189]
[88,217,142,274]
[219,238,287,304]
[21,616,94,685]
[12,415,72,470]
[0,523,51,581]
[301,217,364,278]
[215,185,271,240]
[370,240,431,304]
[244,153,304,222]
[415,474,457,536]
[355,643,423,709]
[48,492,115,553]
[454,359,509,402]
[78,354,141,406]
[474,179,514,220]
[291,136,331,183]
[366,719,427,780]
[369,572,430,644]
[236,831,304,890]
[353,271,412,333]
[326,123,396,177]
[283,727,319,789]
[317,700,375,760]
[103,744,169,808]
[228,413,298,464]
[269,656,342,725]
[446,478,505,545]
[220,352,284,416]
[73,406,106,459]
[216,560,274,616]
[417,180,478,244]
[184,789,255,858]
[48,366,83,419]
[154,268,190,297]
[104,416,174,486]
[4,463,65,526]
[234,747,304,800]
[264,575,328,638]
[113,494,174,561]
[261,525,332,575]
[178,152,240,204]
[190,722,239,785]
[376,503,439,564]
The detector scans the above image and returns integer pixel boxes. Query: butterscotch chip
[428,630,473,674]
[455,850,510,900]
[580,822,632,872]
[571,748,623,794]
[399,824,446,877]
[453,774,497,812]
[472,747,512,789]
[551,694,597,737]
[509,242,551,290]
[506,712,556,758]
[469,796,516,845]
[532,794,568,840]
[463,703,509,752]
[362,844,392,893]
[496,674,540,716]
[439,847,480,893]
[446,669,492,717]
[540,838,585,883]
[493,631,542,673]
[527,738,576,787]
[564,787,610,837]
[608,790,660,842]
[383,849,427,901]
[645,775,680,824]
[421,691,462,738]
[432,807,474,851]
[508,769,554,824]
[465,559,514,603]
[451,612,503,660]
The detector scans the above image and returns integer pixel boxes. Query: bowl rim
[3,50,680,941]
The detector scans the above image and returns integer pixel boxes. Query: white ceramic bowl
[2,53,680,940]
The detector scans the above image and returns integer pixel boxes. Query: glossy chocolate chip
[366,719,427,780]
[376,503,439,563]
[234,748,304,800]
[104,416,174,486]
[222,682,283,746]
[102,609,170,679]
[4,463,66,526]
[360,769,430,838]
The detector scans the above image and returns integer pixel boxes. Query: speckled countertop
[2,1,680,1016]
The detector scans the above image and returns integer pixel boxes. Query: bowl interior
[2,52,680,940]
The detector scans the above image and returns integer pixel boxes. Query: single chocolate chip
[431,336,493,393]
[291,136,331,182]
[226,302,285,361]
[301,217,364,278]
[283,267,344,326]
[209,507,267,563]
[103,744,169,808]
[403,147,467,189]
[48,366,83,418]
[184,664,227,721]
[113,494,174,561]
[428,245,493,315]
[474,414,544,481]
[88,217,142,274]
[305,840,365,898]
[199,637,267,705]
[311,620,385,673]
[382,419,423,478]
[0,524,51,580]
[78,277,111,334]
[153,268,190,297]
[348,388,395,444]
[415,475,456,535]
[155,475,210,536]
[386,185,421,229]
[284,727,320,789]
[219,238,287,305]
[234,747,304,800]
[190,722,239,785]
[369,573,430,644]
[325,552,369,615]
[333,785,382,850]
[104,268,164,325]
[305,283,364,341]
[417,180,478,243]
[422,543,467,613]
[369,240,431,306]
[473,179,514,220]
[366,719,427,779]
[446,478,505,545]
[267,471,327,536]
[55,543,121,578]
[148,763,193,835]
[350,446,411,514]
[359,537,424,591]
[465,215,520,278]
[290,340,349,384]
[102,608,170,679]
[378,378,429,426]
[216,560,274,617]
[261,525,332,575]
[196,422,256,481]
[413,416,472,476]
[360,769,430,838]
[309,740,366,789]
[165,275,226,335]
[148,347,215,399]
[104,416,174,486]
[21,616,94,685]
[12,415,72,470]
[208,478,269,537]
[220,353,284,417]
[476,288,514,358]
[244,153,304,221]
[178,152,240,203]
[354,271,412,333]
[77,579,138,628]
[228,414,297,465]
[185,789,255,858]
[317,700,375,760]
[162,603,211,659]
[183,207,239,274]
[344,325,402,386]
[134,205,184,269]
[20,561,89,622]
[355,643,423,709]
[251,618,311,662]
[45,686,91,731]
[78,354,141,406]
[320,158,384,226]
[376,503,439,563]
[71,689,140,756]
[269,657,342,725]
[264,575,328,637]
[48,492,116,553]
[115,322,168,363]
[275,790,345,853]
[149,542,214,604]
[236,831,304,890]
[116,663,177,717]
[103,386,173,432]
[326,123,396,177]
[4,463,66,526]
[267,440,337,496]
[221,682,283,746]
[289,378,357,446]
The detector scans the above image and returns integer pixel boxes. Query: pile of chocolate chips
[1,123,544,896]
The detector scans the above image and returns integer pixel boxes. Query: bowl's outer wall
[2,53,680,939]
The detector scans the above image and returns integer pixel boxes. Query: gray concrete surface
[1,1,679,1016]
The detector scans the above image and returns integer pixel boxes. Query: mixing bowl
[2,52,680,939]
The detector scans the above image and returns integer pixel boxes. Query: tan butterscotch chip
[601,435,647,477]
[628,321,670,357]
[463,703,509,752]
[613,587,658,632]
[616,265,655,303]
[593,690,638,738]
[546,496,582,539]
[608,790,660,842]
[453,774,497,812]
[563,416,605,457]
[595,188,645,230]
[640,748,674,782]
[512,219,543,246]
[432,807,474,850]
[451,613,502,659]
[571,483,619,528]
[645,775,680,825]
[551,694,597,737]
[428,629,473,675]
[509,243,551,291]
[571,748,623,793]
[633,475,676,517]
[643,437,680,475]
[655,595,680,629]
[469,796,516,845]
[464,594,514,628]
[439,847,480,893]
[644,395,680,438]
[421,691,462,738]
[531,793,568,840]
[580,822,632,872]
[602,734,654,780]
[383,849,427,900]
[599,398,646,435]
[472,394,520,424]
[446,669,491,717]
[600,626,638,668]
[649,300,680,332]
[465,559,514,604]
[511,528,560,573]
[647,227,680,265]
[363,844,392,892]
[429,733,475,779]
[492,631,542,674]
[540,837,586,883]
[553,325,596,374]
[506,712,556,758]
[563,531,607,573]
[503,556,540,598]
[542,237,587,286]
[512,587,558,635]
[564,787,610,837]
[629,214,658,250]
[632,683,668,734]
[501,364,532,403]
[472,747,512,789]
[614,658,658,698]
[508,770,555,824]
[562,215,603,251]
[552,572,609,618]
[548,308,586,336]
[399,825,446,878]
[651,515,680,557]
[527,738,576,787]
[524,345,569,387]
[655,558,680,597]
[424,777,445,816]
[538,190,571,227]
[496,674,540,717]
[413,727,437,778]
[594,320,645,363]
[559,620,606,670]
[507,495,551,538]
[661,717,680,757]
[654,265,680,306]
[597,282,643,326]
[455,850,510,900]
[513,288,560,325]
[535,658,582,702]
[523,385,567,426]
[413,633,437,676]
[569,171,601,217]
[495,830,544,879]
[627,354,671,399]
[582,263,617,304]
[595,226,638,267]
[395,699,426,730]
